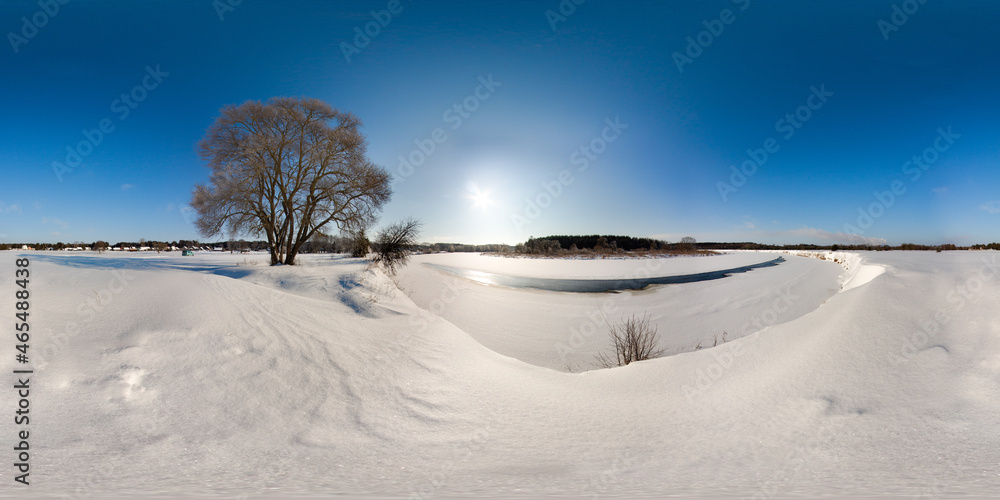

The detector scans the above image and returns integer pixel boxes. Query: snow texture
[1,250,998,499]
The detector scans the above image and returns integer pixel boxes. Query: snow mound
[731,249,886,292]
[841,261,887,292]
[3,250,998,498]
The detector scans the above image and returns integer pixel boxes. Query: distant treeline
[3,238,998,254]
[510,235,702,256]
[0,239,266,252]
[524,235,667,252]
[509,237,1000,255]
[698,242,1000,251]
[416,243,513,253]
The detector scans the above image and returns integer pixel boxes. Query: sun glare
[466,183,493,212]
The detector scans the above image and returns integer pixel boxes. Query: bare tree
[372,217,422,275]
[596,313,666,368]
[679,236,697,253]
[191,97,392,265]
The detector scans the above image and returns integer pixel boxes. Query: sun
[466,183,494,212]
[471,189,492,211]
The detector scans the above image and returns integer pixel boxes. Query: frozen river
[425,256,785,293]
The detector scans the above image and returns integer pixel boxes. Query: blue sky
[1,0,998,245]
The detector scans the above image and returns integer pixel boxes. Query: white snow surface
[727,249,886,292]
[1,250,998,499]
[397,252,844,371]
[406,251,772,279]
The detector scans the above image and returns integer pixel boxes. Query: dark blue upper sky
[2,0,999,245]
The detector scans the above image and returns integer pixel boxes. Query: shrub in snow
[371,217,422,276]
[596,313,665,367]
[350,228,370,258]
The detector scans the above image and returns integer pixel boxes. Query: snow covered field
[1,250,998,499]
[396,252,844,371]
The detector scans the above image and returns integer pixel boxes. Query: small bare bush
[372,217,422,276]
[596,313,665,368]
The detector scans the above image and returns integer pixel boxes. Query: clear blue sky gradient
[2,0,998,245]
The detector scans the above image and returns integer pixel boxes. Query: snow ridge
[728,249,885,292]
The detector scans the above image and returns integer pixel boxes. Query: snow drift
[1,250,997,499]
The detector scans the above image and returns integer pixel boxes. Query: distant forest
[511,235,694,255]
[521,235,669,252]
[2,236,999,254]
[508,236,1000,256]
